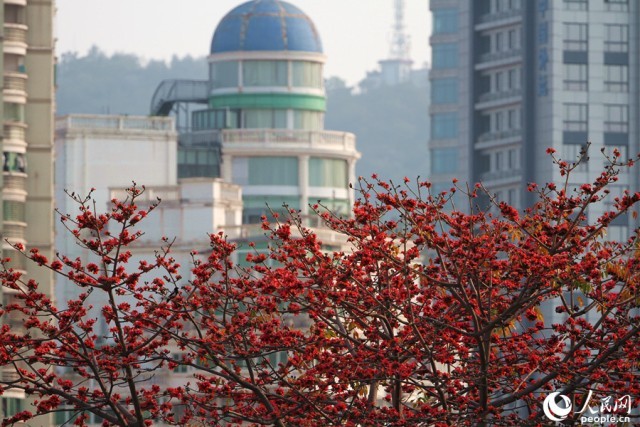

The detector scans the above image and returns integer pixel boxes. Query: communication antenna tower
[389,0,411,60]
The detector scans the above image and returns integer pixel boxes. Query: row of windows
[192,109,324,131]
[563,103,630,133]
[232,157,348,188]
[210,60,323,89]
[563,145,628,173]
[563,64,628,92]
[564,0,628,12]
[431,148,457,174]
[564,23,629,53]
[493,67,520,92]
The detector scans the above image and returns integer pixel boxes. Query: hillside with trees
[56,48,429,181]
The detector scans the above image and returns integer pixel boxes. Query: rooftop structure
[150,0,359,225]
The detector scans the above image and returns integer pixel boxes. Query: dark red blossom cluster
[1,157,639,426]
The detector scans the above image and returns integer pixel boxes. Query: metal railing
[477,129,521,143]
[477,89,521,104]
[477,9,521,25]
[150,79,209,116]
[56,114,175,132]
[109,186,180,204]
[2,223,26,241]
[478,49,522,65]
[480,169,522,182]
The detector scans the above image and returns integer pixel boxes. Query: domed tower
[210,0,358,223]
[151,0,358,224]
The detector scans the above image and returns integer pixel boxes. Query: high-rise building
[429,0,639,238]
[0,0,55,422]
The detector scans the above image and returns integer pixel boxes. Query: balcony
[476,89,522,109]
[2,222,27,243]
[480,168,522,183]
[476,49,522,70]
[3,73,27,94]
[4,23,29,47]
[221,129,356,152]
[476,129,521,149]
[476,9,522,30]
[4,123,26,142]
[2,174,27,193]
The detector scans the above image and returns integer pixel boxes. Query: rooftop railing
[56,114,175,132]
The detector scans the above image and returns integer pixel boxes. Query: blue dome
[211,0,323,54]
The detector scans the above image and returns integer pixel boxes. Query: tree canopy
[1,153,639,426]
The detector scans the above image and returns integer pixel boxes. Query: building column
[348,158,356,211]
[221,153,233,182]
[299,155,309,215]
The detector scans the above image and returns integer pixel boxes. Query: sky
[55,0,431,86]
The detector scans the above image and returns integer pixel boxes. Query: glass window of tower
[563,23,588,51]
[433,9,458,34]
[432,113,458,139]
[432,78,458,104]
[605,25,628,52]
[210,61,239,89]
[309,158,347,188]
[244,109,287,128]
[243,61,287,86]
[604,105,629,133]
[604,65,629,92]
[563,64,587,91]
[292,62,323,88]
[433,43,458,69]
[293,110,323,130]
[564,0,587,10]
[248,157,298,186]
[431,148,458,174]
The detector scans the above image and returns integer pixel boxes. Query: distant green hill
[56,47,429,182]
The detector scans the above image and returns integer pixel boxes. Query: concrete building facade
[1,0,55,422]
[429,0,640,240]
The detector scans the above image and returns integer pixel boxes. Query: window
[247,157,298,186]
[564,0,587,10]
[495,151,504,171]
[507,29,519,50]
[244,109,287,128]
[294,110,323,130]
[4,103,24,122]
[604,25,628,53]
[494,71,504,92]
[494,111,505,132]
[604,105,628,133]
[605,0,628,12]
[309,158,348,188]
[431,78,458,104]
[507,148,519,169]
[1,398,24,418]
[495,32,504,52]
[243,61,287,86]
[433,8,458,34]
[562,144,589,172]
[2,152,27,173]
[3,200,25,222]
[507,109,519,130]
[432,113,458,139]
[563,23,588,51]
[431,148,458,174]
[292,61,323,88]
[508,68,520,89]
[433,43,458,69]
[563,63,587,91]
[604,65,628,92]
[563,104,587,131]
[210,61,239,89]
